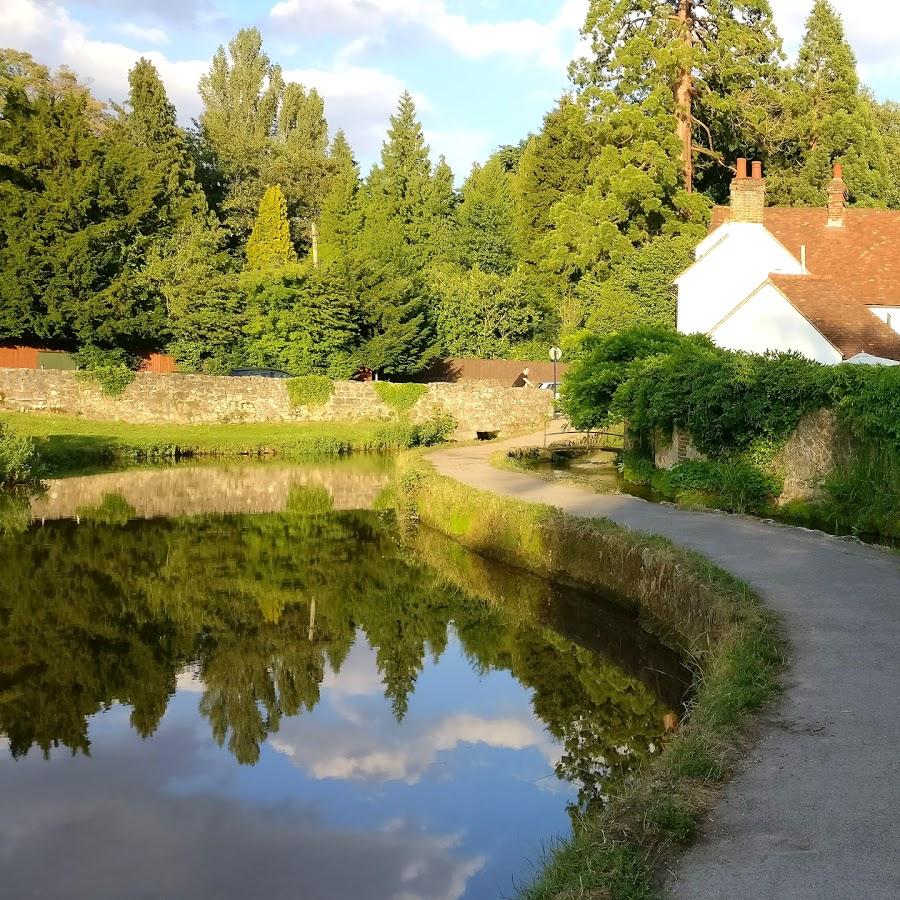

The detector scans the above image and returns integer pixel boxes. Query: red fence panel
[0,346,40,369]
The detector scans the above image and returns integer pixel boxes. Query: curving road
[431,431,900,900]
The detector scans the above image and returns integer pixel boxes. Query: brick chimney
[827,163,847,228]
[730,158,766,224]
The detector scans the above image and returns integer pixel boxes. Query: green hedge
[563,326,900,457]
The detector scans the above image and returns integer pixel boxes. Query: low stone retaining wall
[652,409,856,503]
[0,369,553,441]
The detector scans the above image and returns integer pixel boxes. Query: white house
[676,159,900,365]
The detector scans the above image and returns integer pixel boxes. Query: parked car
[538,381,562,398]
[229,368,294,379]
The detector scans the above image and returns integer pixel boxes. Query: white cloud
[271,0,589,70]
[113,23,171,46]
[2,0,207,120]
[425,127,495,181]
[271,711,561,784]
[283,63,426,164]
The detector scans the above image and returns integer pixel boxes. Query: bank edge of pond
[0,412,452,477]
[397,457,784,900]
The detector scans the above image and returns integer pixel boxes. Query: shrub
[0,423,40,486]
[287,375,334,409]
[370,414,455,451]
[562,326,709,431]
[821,447,900,538]
[74,345,138,398]
[373,382,428,415]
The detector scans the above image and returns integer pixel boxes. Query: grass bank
[397,458,783,900]
[0,412,451,477]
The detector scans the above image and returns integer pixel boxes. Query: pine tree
[511,97,595,266]
[121,58,207,231]
[245,185,297,271]
[319,131,361,266]
[767,1,892,206]
[457,156,517,275]
[375,91,433,241]
[573,0,783,195]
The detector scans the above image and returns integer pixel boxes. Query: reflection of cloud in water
[0,726,484,900]
[271,711,561,785]
[321,637,383,697]
[175,665,205,694]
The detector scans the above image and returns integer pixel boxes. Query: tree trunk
[310,220,320,269]
[676,0,694,193]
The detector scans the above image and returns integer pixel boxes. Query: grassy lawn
[0,412,413,477]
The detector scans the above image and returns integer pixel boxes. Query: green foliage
[244,267,357,377]
[373,382,428,414]
[456,157,517,275]
[286,375,334,409]
[75,492,138,526]
[562,326,701,431]
[0,423,40,486]
[767,1,896,207]
[431,265,555,359]
[245,185,298,271]
[821,448,900,538]
[73,346,138,397]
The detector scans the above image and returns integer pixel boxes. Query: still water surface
[1,461,688,900]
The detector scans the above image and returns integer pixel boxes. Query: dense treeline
[1,1,897,375]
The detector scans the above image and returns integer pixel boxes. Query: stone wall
[651,410,856,504]
[654,426,707,470]
[777,408,852,503]
[0,369,552,441]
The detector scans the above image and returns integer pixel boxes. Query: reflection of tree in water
[0,501,679,803]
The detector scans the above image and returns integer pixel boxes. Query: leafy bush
[0,423,40,486]
[828,363,900,446]
[370,414,455,451]
[562,326,706,431]
[373,382,428,414]
[821,447,900,538]
[621,452,780,514]
[74,345,138,397]
[286,375,334,409]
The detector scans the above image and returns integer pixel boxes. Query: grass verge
[397,457,784,900]
[0,412,453,478]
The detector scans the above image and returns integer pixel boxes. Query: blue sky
[4,1,900,180]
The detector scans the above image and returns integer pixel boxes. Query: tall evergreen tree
[767,1,892,206]
[573,0,783,195]
[372,91,434,252]
[120,58,207,231]
[511,97,595,267]
[319,131,361,266]
[245,185,297,271]
[457,157,517,275]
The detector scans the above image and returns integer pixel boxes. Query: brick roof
[710,206,900,360]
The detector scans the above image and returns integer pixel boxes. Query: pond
[0,460,689,900]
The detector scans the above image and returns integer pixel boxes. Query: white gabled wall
[676,223,803,335]
[711,283,842,364]
[869,307,900,335]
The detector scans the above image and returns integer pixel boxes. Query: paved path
[431,431,900,900]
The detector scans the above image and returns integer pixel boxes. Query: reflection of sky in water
[1,631,574,900]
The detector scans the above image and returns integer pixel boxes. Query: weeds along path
[430,431,900,900]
